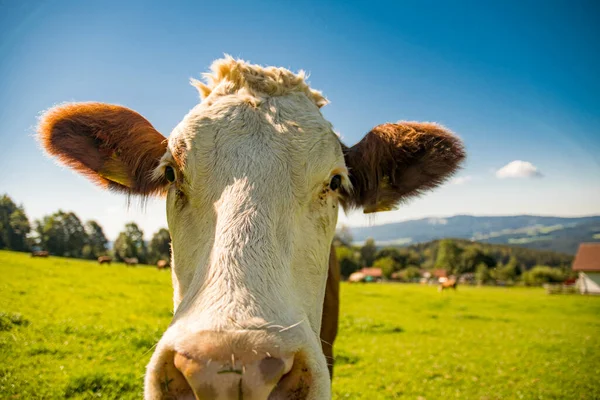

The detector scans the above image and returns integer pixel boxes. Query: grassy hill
[350,215,600,254]
[1,250,599,399]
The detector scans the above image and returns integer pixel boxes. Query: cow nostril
[150,350,195,399]
[173,351,199,379]
[260,356,288,384]
[271,352,311,399]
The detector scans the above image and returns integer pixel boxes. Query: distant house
[573,243,600,295]
[348,267,383,283]
[361,268,383,279]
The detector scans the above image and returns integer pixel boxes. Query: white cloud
[496,160,542,179]
[451,176,473,185]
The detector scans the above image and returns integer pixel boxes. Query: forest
[0,194,169,264]
[334,226,575,286]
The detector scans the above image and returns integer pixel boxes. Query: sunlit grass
[1,250,599,399]
[332,283,600,399]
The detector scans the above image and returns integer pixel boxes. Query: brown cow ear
[341,122,465,213]
[38,102,169,196]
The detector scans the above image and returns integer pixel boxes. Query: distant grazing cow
[37,56,465,399]
[98,256,112,265]
[157,259,169,270]
[31,251,49,258]
[124,257,138,266]
[439,277,458,292]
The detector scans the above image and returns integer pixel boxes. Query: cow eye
[165,166,176,183]
[330,175,342,191]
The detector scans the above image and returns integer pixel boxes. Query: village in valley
[333,224,600,295]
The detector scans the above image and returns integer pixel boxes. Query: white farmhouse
[573,243,600,295]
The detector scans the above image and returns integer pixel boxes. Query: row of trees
[0,194,575,283]
[334,228,575,286]
[0,194,170,264]
[112,224,171,264]
[113,224,171,264]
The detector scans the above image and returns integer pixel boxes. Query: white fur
[146,58,349,399]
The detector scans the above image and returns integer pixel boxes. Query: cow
[37,56,465,400]
[124,257,138,266]
[439,277,458,292]
[157,259,170,270]
[98,256,112,265]
[31,250,49,258]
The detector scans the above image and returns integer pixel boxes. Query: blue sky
[1,0,599,240]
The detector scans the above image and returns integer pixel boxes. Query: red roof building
[572,243,600,294]
[359,268,383,278]
[432,269,448,279]
[572,243,600,272]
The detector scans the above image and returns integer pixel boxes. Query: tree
[30,219,44,249]
[82,220,109,259]
[460,246,495,273]
[402,266,422,282]
[148,228,171,264]
[406,250,422,268]
[435,239,462,274]
[360,238,377,267]
[37,211,87,257]
[475,263,491,285]
[376,247,400,261]
[375,248,401,267]
[336,246,360,279]
[522,266,564,286]
[0,195,18,249]
[113,222,147,263]
[495,256,519,283]
[8,208,31,252]
[420,247,436,269]
[0,195,31,252]
[376,247,421,270]
[373,256,398,279]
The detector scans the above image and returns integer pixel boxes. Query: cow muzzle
[145,330,316,399]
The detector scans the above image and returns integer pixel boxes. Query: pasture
[1,250,599,399]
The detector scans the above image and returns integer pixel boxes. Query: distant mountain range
[349,215,600,254]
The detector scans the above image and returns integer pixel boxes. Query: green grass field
[1,250,599,399]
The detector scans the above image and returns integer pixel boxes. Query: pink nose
[174,352,294,399]
[155,331,312,399]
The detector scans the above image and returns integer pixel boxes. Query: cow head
[38,57,465,399]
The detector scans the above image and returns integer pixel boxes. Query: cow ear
[38,102,169,196]
[341,122,465,213]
